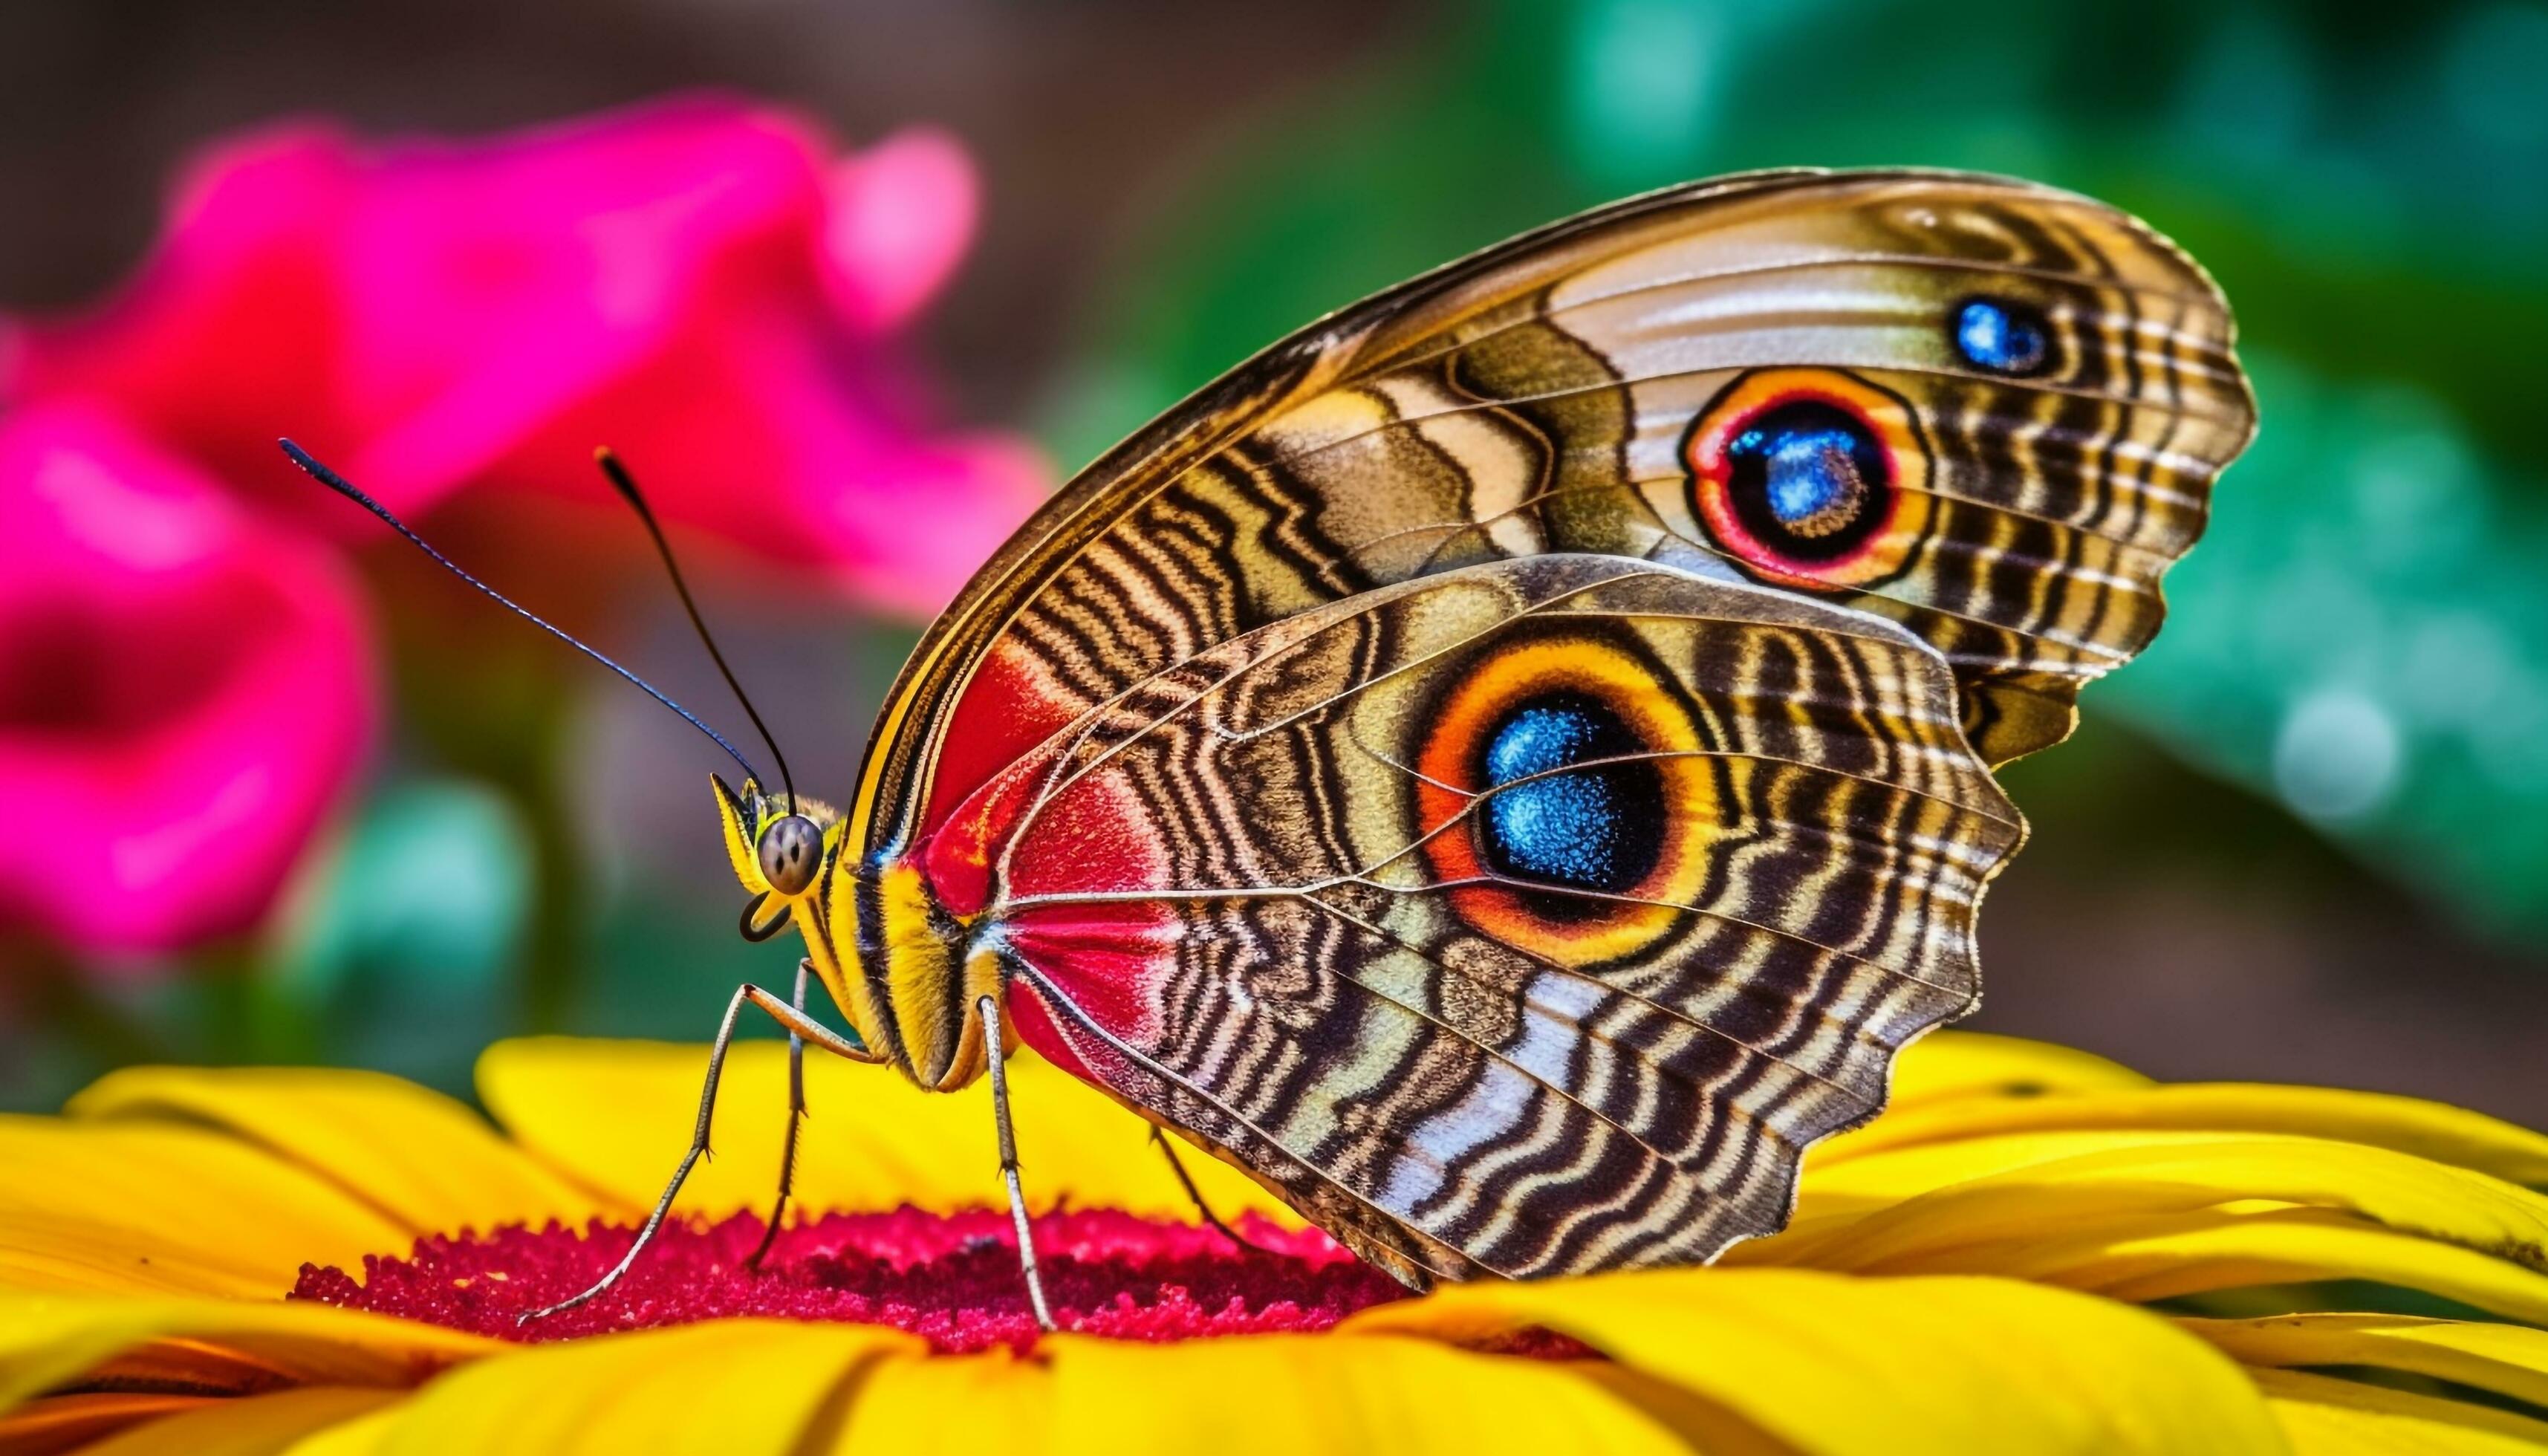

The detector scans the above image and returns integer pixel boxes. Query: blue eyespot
[1744,423,1868,531]
[1954,297,2053,375]
[1478,692,1662,906]
[1721,400,1888,559]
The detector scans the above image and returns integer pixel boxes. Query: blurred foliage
[268,778,530,1088]
[1049,0,2548,939]
[8,0,2544,1120]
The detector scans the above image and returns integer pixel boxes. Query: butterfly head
[710,773,992,1088]
[713,773,843,941]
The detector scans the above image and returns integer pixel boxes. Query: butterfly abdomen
[842,857,1005,1091]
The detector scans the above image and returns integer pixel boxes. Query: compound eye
[756,814,824,897]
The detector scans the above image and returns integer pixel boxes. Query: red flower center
[292,1207,1414,1353]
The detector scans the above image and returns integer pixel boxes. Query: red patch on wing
[1003,977,1093,1080]
[917,637,1082,842]
[919,738,1056,916]
[1682,368,1933,592]
[917,698,1183,1078]
[1006,901,1178,1054]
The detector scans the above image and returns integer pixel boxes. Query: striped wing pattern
[860,169,2253,860]
[848,169,2252,1284]
[948,556,2020,1284]
[1274,172,2254,764]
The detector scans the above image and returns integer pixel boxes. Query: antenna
[279,440,768,790]
[592,448,798,816]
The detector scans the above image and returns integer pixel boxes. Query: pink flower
[4,95,1045,616]
[0,404,373,958]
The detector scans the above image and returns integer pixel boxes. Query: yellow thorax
[709,774,998,1092]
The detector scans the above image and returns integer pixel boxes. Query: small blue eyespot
[1954,298,2052,375]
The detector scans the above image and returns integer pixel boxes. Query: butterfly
[293,166,2255,1325]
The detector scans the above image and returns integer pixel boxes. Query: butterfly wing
[845,169,2249,1281]
[852,169,2252,880]
[928,555,2021,1284]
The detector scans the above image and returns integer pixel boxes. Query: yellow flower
[4,1031,2547,1454]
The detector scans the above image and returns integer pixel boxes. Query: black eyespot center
[757,813,823,897]
[1475,690,1664,917]
[1953,296,2055,376]
[1723,400,1893,562]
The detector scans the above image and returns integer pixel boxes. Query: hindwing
[929,556,2021,1283]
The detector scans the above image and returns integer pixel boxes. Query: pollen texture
[292,1208,1414,1353]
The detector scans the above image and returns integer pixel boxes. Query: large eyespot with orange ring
[1682,368,1934,592]
[1414,634,1724,967]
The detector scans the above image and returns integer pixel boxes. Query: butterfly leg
[742,958,814,1272]
[975,992,1057,1333]
[521,978,878,1325]
[1147,1124,1277,1256]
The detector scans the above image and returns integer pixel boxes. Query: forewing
[943,556,2024,1284]
[857,169,2252,872]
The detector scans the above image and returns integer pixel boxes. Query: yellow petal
[277,1404,400,1456]
[68,1067,596,1237]
[0,1293,494,1411]
[1829,1210,2548,1326]
[1882,1031,2151,1107]
[816,1345,1055,1456]
[1752,1137,2548,1277]
[1782,1129,2249,1230]
[475,1039,1287,1229]
[72,1385,404,1456]
[1024,1333,1701,1456]
[1821,1084,2548,1185]
[1558,1363,1804,1456]
[2254,1367,2548,1454]
[0,1117,407,1299]
[2270,1400,2543,1456]
[348,1319,911,1455]
[818,1341,1736,1456]
[0,1392,219,1454]
[1798,1126,2546,1219]
[2182,1315,2548,1413]
[1348,1268,2287,1455]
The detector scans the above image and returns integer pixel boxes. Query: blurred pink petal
[330,100,832,510]
[511,283,1052,618]
[3,94,1045,615]
[0,404,374,958]
[820,127,980,331]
